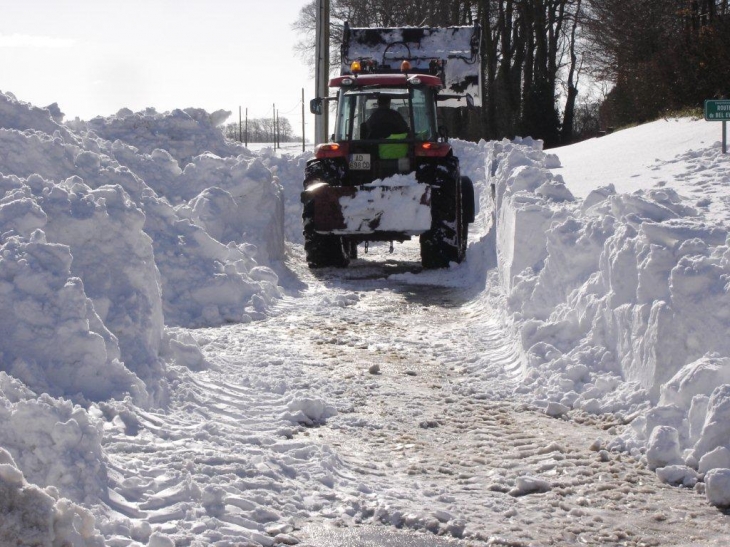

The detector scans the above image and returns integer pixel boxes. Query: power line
[279,100,304,115]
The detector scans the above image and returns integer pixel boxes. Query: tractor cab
[329,72,445,184]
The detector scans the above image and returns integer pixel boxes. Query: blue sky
[1,0,313,133]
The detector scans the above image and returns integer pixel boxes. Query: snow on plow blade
[341,24,482,106]
[304,183,432,235]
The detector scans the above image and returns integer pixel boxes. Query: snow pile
[285,393,339,426]
[0,373,106,504]
[80,107,237,166]
[80,106,286,264]
[0,373,106,545]
[258,147,312,246]
[0,229,147,402]
[0,446,104,547]
[0,91,286,402]
[0,90,293,542]
[488,134,730,506]
[705,468,730,507]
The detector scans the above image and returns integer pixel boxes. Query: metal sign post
[704,99,730,154]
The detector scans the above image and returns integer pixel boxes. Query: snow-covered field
[1,90,729,546]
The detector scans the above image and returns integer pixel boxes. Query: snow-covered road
[2,95,730,545]
[101,242,730,546]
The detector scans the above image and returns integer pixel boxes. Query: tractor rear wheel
[302,200,350,268]
[420,176,465,269]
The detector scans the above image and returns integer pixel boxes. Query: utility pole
[238,106,242,142]
[301,88,306,152]
[314,0,330,145]
[273,103,276,146]
[244,108,248,147]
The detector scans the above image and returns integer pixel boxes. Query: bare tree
[560,0,582,143]
[583,0,730,127]
[224,117,297,143]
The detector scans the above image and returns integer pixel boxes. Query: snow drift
[487,134,730,504]
[0,90,286,405]
[0,90,290,542]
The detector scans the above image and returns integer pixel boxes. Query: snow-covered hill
[0,90,729,545]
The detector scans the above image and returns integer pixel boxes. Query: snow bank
[259,147,314,245]
[487,134,730,506]
[0,90,290,541]
[551,117,721,199]
[80,107,237,166]
[0,373,106,506]
[81,109,286,263]
[0,91,286,401]
[0,229,146,402]
[0,446,104,547]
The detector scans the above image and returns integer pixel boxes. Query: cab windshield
[335,86,438,142]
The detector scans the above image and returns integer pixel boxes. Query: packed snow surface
[1,89,729,545]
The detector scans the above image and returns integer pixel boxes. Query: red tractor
[303,23,481,269]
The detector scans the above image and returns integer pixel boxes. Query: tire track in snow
[99,245,729,546]
[286,251,729,546]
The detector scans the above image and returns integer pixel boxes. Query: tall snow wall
[488,138,730,412]
[488,137,730,503]
[0,91,287,403]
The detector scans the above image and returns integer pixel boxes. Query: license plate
[349,153,371,170]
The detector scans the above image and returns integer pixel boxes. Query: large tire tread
[420,175,465,269]
[302,201,350,268]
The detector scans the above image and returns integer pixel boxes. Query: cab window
[410,87,438,141]
[334,87,437,141]
[335,88,411,141]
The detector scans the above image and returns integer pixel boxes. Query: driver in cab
[362,96,409,139]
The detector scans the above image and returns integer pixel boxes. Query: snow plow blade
[302,183,432,235]
[340,24,482,106]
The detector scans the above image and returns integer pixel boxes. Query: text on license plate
[349,153,371,170]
